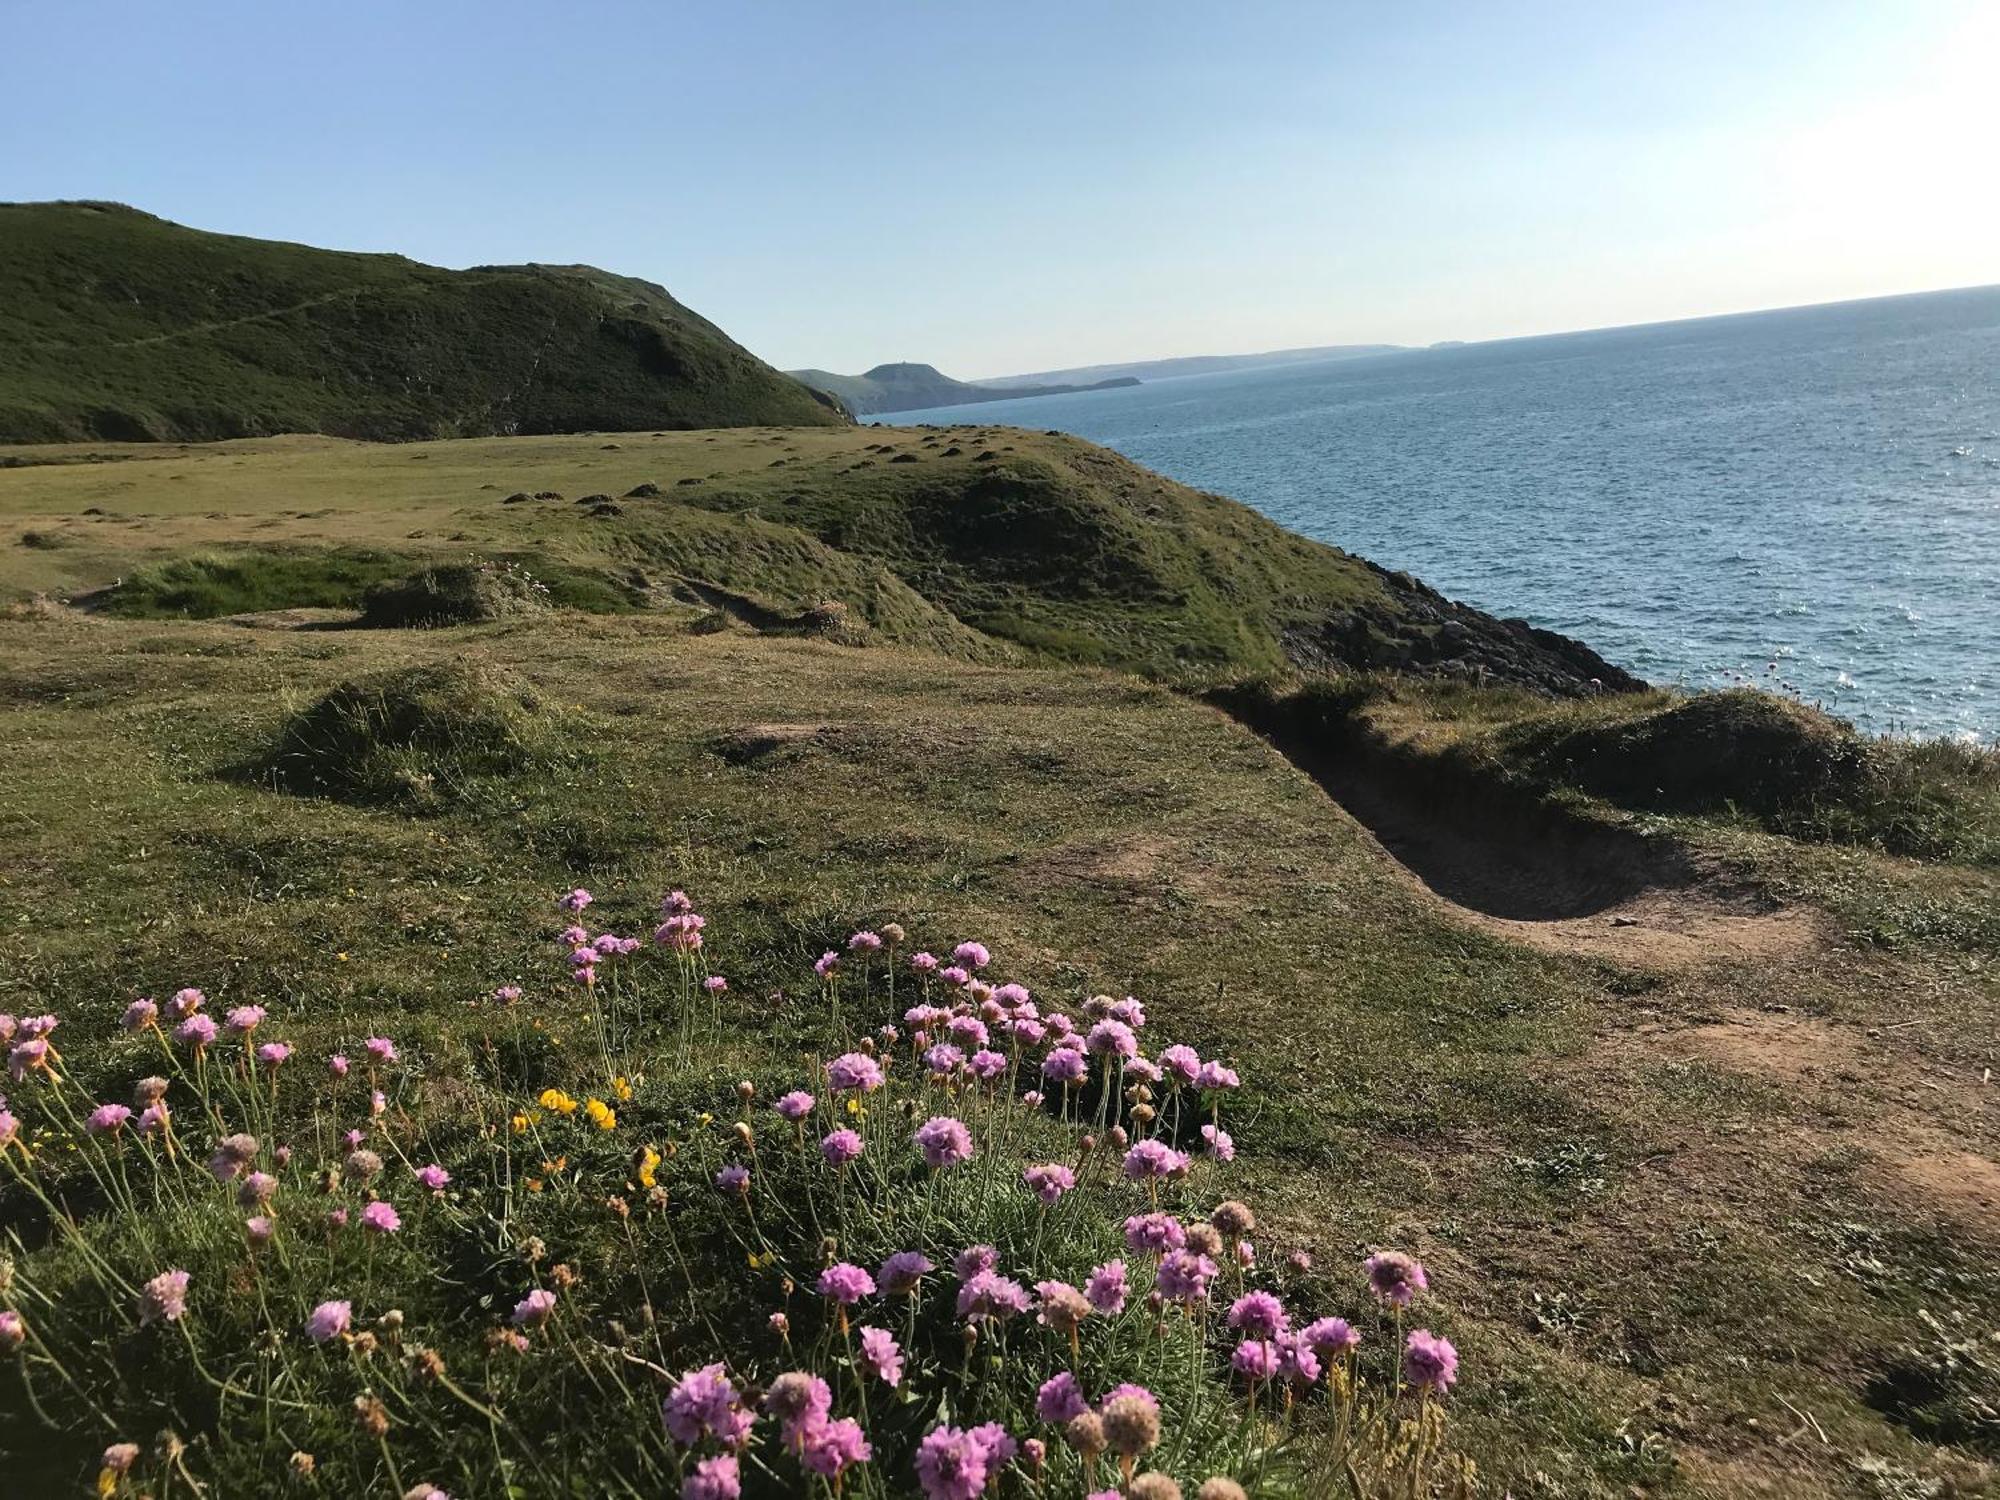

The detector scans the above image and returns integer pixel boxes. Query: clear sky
[4,1,1996,377]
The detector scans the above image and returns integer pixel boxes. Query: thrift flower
[664,1363,753,1449]
[879,1250,934,1295]
[764,1371,832,1426]
[363,1037,398,1067]
[914,1116,974,1169]
[306,1300,352,1343]
[360,1201,401,1235]
[1023,1162,1075,1205]
[914,1425,991,1500]
[715,1164,750,1195]
[1227,1290,1289,1340]
[824,1053,884,1093]
[1155,1250,1218,1306]
[225,1005,265,1035]
[1402,1329,1459,1393]
[953,1245,998,1281]
[415,1164,450,1193]
[820,1128,864,1167]
[1120,1140,1189,1182]
[1231,1338,1280,1381]
[257,1041,294,1068]
[1123,1213,1186,1254]
[1276,1333,1322,1386]
[0,1310,24,1351]
[121,999,158,1032]
[1201,1124,1235,1161]
[857,1325,903,1386]
[1302,1316,1361,1358]
[1037,1370,1091,1424]
[1040,1049,1087,1086]
[139,1269,190,1325]
[848,930,883,953]
[817,1263,876,1305]
[87,1103,132,1136]
[796,1418,871,1479]
[1084,1260,1129,1315]
[774,1090,816,1121]
[683,1455,740,1500]
[513,1289,557,1328]
[1364,1251,1428,1307]
[956,1269,1031,1322]
[951,941,990,969]
[173,1016,217,1053]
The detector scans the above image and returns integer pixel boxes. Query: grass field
[2,427,1999,1496]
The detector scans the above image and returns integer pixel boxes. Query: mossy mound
[255,662,569,809]
[1498,689,1870,823]
[359,561,553,628]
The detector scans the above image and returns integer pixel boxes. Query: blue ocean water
[887,287,2000,741]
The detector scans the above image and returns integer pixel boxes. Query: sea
[884,286,2000,742]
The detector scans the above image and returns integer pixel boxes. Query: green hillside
[0,423,1639,693]
[0,202,845,442]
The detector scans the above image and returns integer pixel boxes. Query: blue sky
[4,1,1995,376]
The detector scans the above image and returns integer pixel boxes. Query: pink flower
[1120,1139,1188,1181]
[813,950,840,978]
[559,888,594,912]
[1302,1316,1361,1357]
[857,1325,903,1386]
[1085,1019,1137,1060]
[703,975,728,993]
[415,1163,450,1193]
[817,1262,875,1305]
[661,889,695,916]
[363,1037,397,1066]
[0,1310,23,1351]
[1277,1332,1322,1386]
[305,1299,352,1342]
[951,941,990,970]
[819,1129,864,1167]
[1084,1260,1129,1315]
[1155,1250,1218,1306]
[682,1454,740,1500]
[1122,1212,1186,1254]
[512,1288,557,1328]
[914,1424,991,1500]
[245,1216,274,1246]
[87,1103,132,1136]
[953,1245,998,1281]
[1403,1329,1459,1393]
[922,1043,964,1075]
[1036,1370,1090,1424]
[824,1053,884,1093]
[173,1016,217,1052]
[121,999,158,1032]
[1228,1290,1289,1340]
[956,1269,1030,1322]
[0,1110,19,1149]
[1022,1163,1075,1205]
[360,1200,401,1235]
[909,951,940,974]
[256,1041,293,1068]
[775,1090,816,1121]
[847,930,883,953]
[1195,1061,1240,1091]
[795,1416,871,1479]
[879,1250,933,1295]
[238,1171,277,1206]
[328,1054,350,1078]
[1364,1251,1428,1308]
[224,1005,265,1035]
[1040,1049,1087,1086]
[168,988,205,1019]
[1201,1124,1235,1161]
[1232,1337,1281,1381]
[664,1363,753,1449]
[967,1049,1009,1081]
[139,1269,191,1325]
[914,1116,974,1169]
[715,1164,750,1194]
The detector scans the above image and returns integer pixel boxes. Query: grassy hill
[0,423,1639,695]
[788,360,1138,415]
[0,202,845,442]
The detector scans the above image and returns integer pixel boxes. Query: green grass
[0,202,845,442]
[2,607,1997,1496]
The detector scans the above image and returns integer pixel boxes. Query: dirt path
[1266,726,1828,970]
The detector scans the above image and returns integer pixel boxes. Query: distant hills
[0,202,845,443]
[979,342,1405,388]
[787,361,1137,416]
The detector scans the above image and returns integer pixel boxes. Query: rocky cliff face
[1283,562,1647,697]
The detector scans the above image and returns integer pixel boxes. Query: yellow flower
[336,952,349,963]
[585,1098,616,1131]
[538,1089,577,1116]
[612,1076,633,1103]
[509,1113,531,1135]
[526,1178,544,1193]
[696,1112,713,1127]
[637,1146,661,1190]
[846,1097,864,1118]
